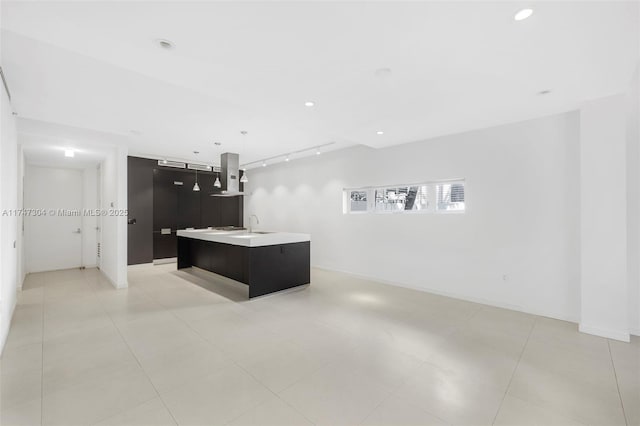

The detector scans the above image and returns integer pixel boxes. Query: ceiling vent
[157,160,186,168]
[187,163,212,172]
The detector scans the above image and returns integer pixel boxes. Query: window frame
[344,180,465,215]
[434,181,466,214]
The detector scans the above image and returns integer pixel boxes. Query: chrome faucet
[248,214,260,233]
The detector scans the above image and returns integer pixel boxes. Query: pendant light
[193,169,200,191]
[213,142,222,188]
[240,130,249,184]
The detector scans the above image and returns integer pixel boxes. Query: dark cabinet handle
[128,218,137,225]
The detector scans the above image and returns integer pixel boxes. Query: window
[374,185,429,212]
[349,190,368,213]
[344,180,465,214]
[436,182,465,212]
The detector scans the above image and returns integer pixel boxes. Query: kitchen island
[177,228,310,298]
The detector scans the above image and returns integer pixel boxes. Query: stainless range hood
[211,152,243,196]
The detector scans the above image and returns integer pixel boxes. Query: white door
[24,165,83,272]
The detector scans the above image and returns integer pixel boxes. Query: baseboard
[0,297,17,356]
[127,262,154,269]
[153,257,177,265]
[579,323,630,342]
[313,264,580,324]
[101,269,127,289]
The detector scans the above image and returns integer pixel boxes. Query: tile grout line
[153,293,318,426]
[83,270,180,426]
[490,316,537,425]
[607,339,629,426]
[357,359,450,426]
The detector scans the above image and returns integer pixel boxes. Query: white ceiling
[1,1,638,168]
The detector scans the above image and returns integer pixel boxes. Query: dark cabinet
[226,244,246,282]
[127,157,154,265]
[177,237,310,298]
[127,156,245,265]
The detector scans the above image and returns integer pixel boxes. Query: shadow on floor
[171,267,249,302]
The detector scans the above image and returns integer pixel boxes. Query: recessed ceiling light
[193,151,199,154]
[214,142,222,146]
[316,149,321,155]
[514,8,533,21]
[64,149,75,158]
[374,68,392,78]
[376,131,384,135]
[304,101,315,107]
[156,39,174,49]
[285,155,290,162]
[538,89,552,95]
[262,162,267,167]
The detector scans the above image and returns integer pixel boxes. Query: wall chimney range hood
[212,152,243,196]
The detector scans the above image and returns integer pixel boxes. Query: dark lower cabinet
[177,237,310,298]
[153,233,178,260]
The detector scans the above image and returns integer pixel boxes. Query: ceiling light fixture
[240,142,335,170]
[514,8,533,21]
[374,68,392,78]
[376,131,384,135]
[239,131,249,183]
[156,39,174,49]
[64,149,75,158]
[213,142,222,188]
[304,101,315,107]
[192,152,200,191]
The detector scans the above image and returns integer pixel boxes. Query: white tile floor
[1,264,638,426]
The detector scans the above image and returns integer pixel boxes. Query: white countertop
[177,228,311,247]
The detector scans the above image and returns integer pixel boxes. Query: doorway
[24,165,84,272]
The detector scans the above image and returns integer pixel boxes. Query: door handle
[128,218,137,225]
[72,228,82,234]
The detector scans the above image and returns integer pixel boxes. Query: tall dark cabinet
[127,156,243,265]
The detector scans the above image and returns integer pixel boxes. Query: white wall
[246,112,581,322]
[0,78,19,354]
[99,146,128,288]
[579,95,629,341]
[628,66,640,336]
[17,145,25,289]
